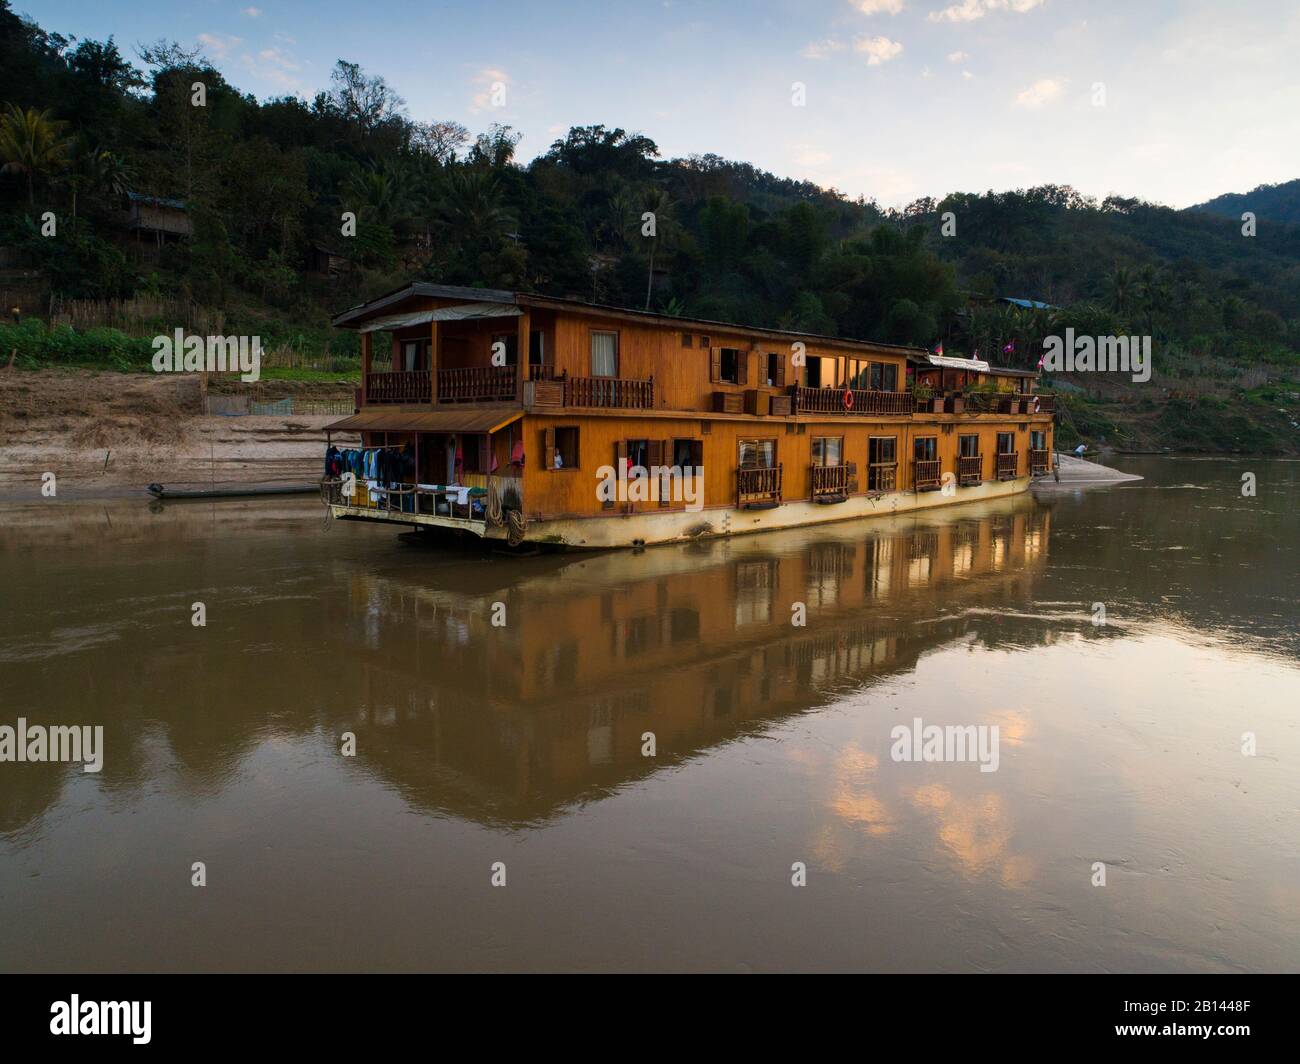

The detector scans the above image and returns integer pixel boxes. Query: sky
[27,0,1300,209]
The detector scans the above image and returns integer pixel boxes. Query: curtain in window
[591,332,618,377]
[740,440,775,468]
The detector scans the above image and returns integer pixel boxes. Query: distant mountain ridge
[1189,179,1300,226]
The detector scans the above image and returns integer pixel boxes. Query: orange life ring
[842,389,854,410]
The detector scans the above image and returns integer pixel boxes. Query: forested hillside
[1,1,1296,452]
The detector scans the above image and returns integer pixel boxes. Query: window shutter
[709,347,721,383]
[648,440,667,506]
[543,427,556,470]
[774,354,785,388]
[736,350,749,386]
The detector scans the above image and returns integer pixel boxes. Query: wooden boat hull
[328,475,1030,549]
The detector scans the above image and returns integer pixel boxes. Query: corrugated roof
[325,409,522,434]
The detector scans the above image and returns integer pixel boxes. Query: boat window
[591,331,619,377]
[811,436,843,467]
[739,438,776,469]
[544,427,579,470]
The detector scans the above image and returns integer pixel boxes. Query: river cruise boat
[322,283,1055,549]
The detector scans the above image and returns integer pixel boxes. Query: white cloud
[850,0,906,13]
[928,0,1043,24]
[947,51,970,63]
[241,6,262,17]
[239,45,303,90]
[801,39,847,60]
[470,68,511,113]
[197,33,241,60]
[962,70,974,79]
[1014,78,1063,107]
[854,35,904,65]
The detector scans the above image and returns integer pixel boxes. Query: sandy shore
[1047,453,1145,484]
[0,368,357,501]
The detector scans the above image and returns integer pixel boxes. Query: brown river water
[1,457,1296,972]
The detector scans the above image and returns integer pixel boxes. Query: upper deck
[331,283,1055,421]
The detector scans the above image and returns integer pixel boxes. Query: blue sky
[28,0,1300,207]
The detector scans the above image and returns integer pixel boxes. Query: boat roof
[332,282,925,358]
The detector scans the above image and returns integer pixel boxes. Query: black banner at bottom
[0,974,1291,1050]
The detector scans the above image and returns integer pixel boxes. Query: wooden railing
[867,462,897,491]
[323,473,522,524]
[527,363,560,381]
[793,386,913,416]
[737,464,782,507]
[565,375,654,409]
[913,459,942,491]
[437,366,516,403]
[996,452,1020,480]
[366,370,431,404]
[958,455,983,486]
[1030,449,1051,475]
[810,464,851,498]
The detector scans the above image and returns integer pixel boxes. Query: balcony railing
[996,452,1020,480]
[793,386,913,416]
[366,370,431,404]
[1030,449,1051,475]
[438,366,517,403]
[565,375,654,409]
[913,459,942,491]
[867,461,897,492]
[1033,393,1056,414]
[737,464,782,507]
[958,454,983,486]
[810,463,851,499]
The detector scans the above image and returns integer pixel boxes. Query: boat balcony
[996,452,1020,480]
[957,455,983,486]
[1029,449,1051,475]
[913,459,942,492]
[792,386,913,416]
[810,463,852,500]
[737,464,782,508]
[564,374,655,409]
[438,366,517,403]
[366,370,432,404]
[322,473,523,537]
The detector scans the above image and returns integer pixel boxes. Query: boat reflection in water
[331,497,1052,826]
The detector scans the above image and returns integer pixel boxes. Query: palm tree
[0,105,71,205]
[435,168,514,244]
[1105,264,1133,320]
[641,188,674,310]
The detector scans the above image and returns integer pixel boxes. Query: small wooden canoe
[146,482,318,500]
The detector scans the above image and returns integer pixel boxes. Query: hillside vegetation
[1,1,1296,453]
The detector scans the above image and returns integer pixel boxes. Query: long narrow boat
[146,482,318,500]
[320,284,1057,549]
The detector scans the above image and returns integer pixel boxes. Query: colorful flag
[932,341,944,357]
[1002,340,1015,354]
